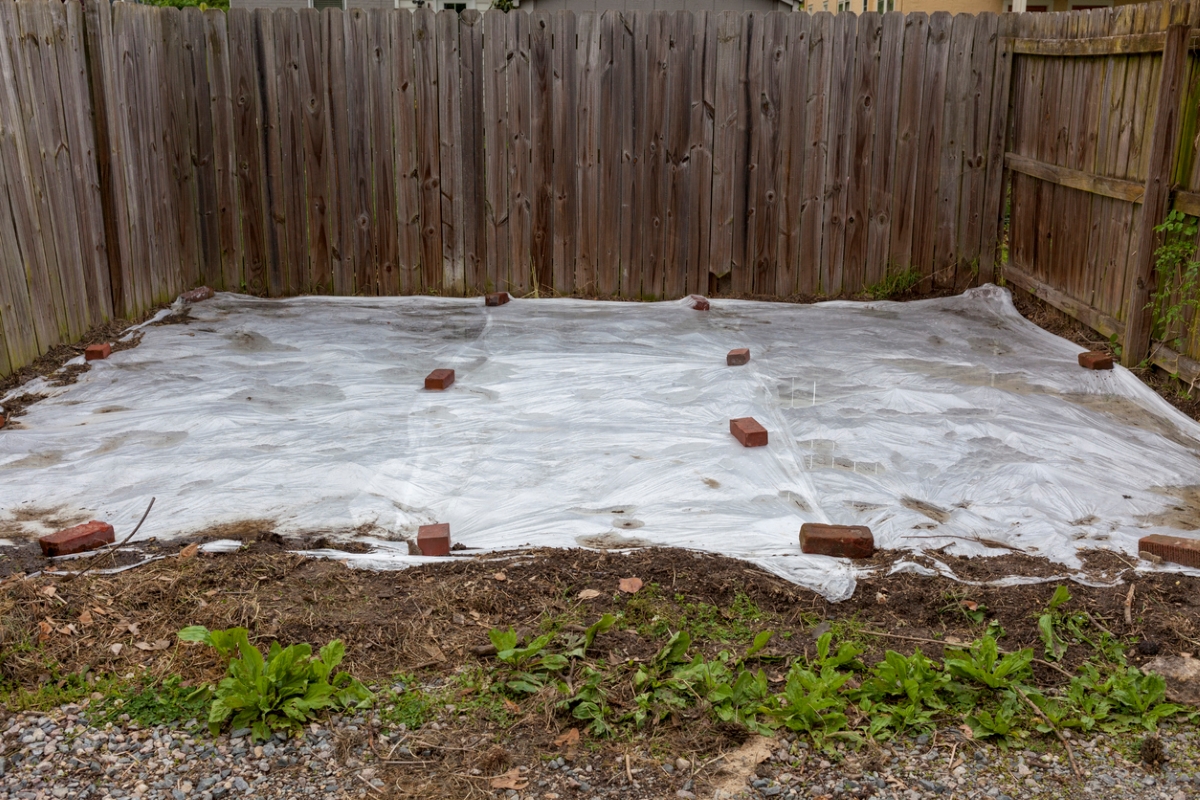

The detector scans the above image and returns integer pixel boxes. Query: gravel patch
[2,701,1197,800]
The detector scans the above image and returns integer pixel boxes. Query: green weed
[178,626,373,742]
[865,269,922,300]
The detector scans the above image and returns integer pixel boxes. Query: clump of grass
[865,269,922,300]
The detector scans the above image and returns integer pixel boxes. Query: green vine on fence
[1150,209,1200,354]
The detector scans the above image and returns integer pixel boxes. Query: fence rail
[0,1,1015,377]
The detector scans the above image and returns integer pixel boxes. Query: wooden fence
[0,1,1015,377]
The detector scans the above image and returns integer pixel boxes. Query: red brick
[181,286,215,303]
[1139,534,1200,568]
[485,292,510,306]
[417,523,451,557]
[425,369,455,390]
[84,343,111,361]
[39,520,115,557]
[689,295,710,311]
[0,415,6,430]
[730,417,768,447]
[800,523,875,559]
[727,348,750,366]
[1078,351,1113,370]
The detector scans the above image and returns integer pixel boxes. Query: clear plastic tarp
[3,286,1200,600]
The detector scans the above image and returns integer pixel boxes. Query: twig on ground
[1125,583,1135,626]
[625,753,633,783]
[64,498,155,584]
[1013,685,1081,779]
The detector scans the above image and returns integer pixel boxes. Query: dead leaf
[452,613,466,625]
[577,589,602,600]
[489,768,528,791]
[37,620,52,641]
[493,572,507,582]
[961,600,978,611]
[469,610,481,620]
[553,728,580,747]
[125,622,140,636]
[133,639,171,652]
[109,643,123,656]
[40,585,57,597]
[179,543,199,561]
[503,698,520,713]
[78,609,93,626]
[618,577,643,594]
[423,643,447,662]
[875,591,888,604]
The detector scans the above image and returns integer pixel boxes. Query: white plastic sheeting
[3,286,1200,600]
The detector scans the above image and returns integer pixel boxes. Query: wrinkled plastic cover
[3,286,1200,600]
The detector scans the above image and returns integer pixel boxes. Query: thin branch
[1013,685,1081,780]
[64,498,155,584]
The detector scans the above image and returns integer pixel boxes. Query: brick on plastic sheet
[1078,351,1113,370]
[799,523,875,559]
[425,369,455,390]
[39,520,116,557]
[485,292,510,306]
[1139,534,1200,568]
[727,348,750,366]
[730,417,768,447]
[689,295,710,311]
[417,523,451,557]
[84,343,111,361]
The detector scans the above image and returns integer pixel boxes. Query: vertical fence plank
[507,9,531,295]
[163,8,200,292]
[0,143,27,372]
[83,0,131,313]
[183,9,219,289]
[844,11,881,295]
[709,11,739,291]
[437,10,463,294]
[113,3,152,310]
[749,12,784,296]
[980,12,1016,282]
[551,10,577,294]
[346,9,374,294]
[529,11,552,293]
[618,10,644,297]
[775,11,808,297]
[230,8,267,295]
[865,10,902,287]
[371,9,398,295]
[204,9,240,293]
[575,12,600,293]
[933,13,974,289]
[275,9,308,294]
[483,9,509,293]
[394,9,421,294]
[957,12,998,288]
[822,11,856,295]
[663,10,693,299]
[596,9,621,296]
[889,12,927,275]
[59,0,111,322]
[253,9,285,295]
[298,8,330,293]
[798,12,831,295]
[459,9,484,293]
[326,9,353,294]
[413,8,440,292]
[687,9,716,296]
[911,10,950,282]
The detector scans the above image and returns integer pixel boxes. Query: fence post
[1122,21,1190,367]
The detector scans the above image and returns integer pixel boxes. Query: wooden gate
[1002,0,1200,373]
